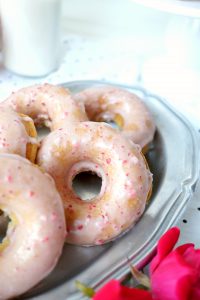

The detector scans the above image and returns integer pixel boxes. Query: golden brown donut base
[20,113,38,163]
[140,150,152,203]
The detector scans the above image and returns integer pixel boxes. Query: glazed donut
[3,83,88,131]
[37,122,152,246]
[0,105,38,163]
[74,86,156,149]
[0,154,65,299]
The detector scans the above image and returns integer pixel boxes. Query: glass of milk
[0,0,62,77]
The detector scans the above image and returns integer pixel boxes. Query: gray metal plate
[21,80,200,299]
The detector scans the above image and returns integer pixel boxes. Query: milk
[0,0,61,77]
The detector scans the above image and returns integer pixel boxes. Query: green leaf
[75,280,95,298]
[121,272,133,286]
[126,258,151,289]
[135,284,150,290]
[130,265,150,289]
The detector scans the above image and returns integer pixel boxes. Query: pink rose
[150,227,200,300]
[93,279,152,300]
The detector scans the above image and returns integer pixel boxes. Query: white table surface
[0,0,199,126]
[0,0,200,247]
[131,0,200,17]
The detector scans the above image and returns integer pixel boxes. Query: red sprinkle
[138,175,142,181]
[106,158,111,164]
[77,225,83,230]
[96,239,104,245]
[29,191,35,197]
[51,212,57,221]
[42,236,49,242]
[7,175,13,183]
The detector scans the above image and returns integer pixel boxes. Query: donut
[0,154,65,299]
[0,105,38,163]
[74,86,156,150]
[37,122,152,246]
[3,83,88,131]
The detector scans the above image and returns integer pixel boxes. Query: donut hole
[37,126,51,141]
[96,113,123,130]
[72,171,102,201]
[0,212,10,244]
[105,120,121,130]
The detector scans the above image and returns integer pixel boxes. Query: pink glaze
[3,83,88,130]
[37,122,152,246]
[0,154,66,299]
[0,105,37,156]
[74,86,156,148]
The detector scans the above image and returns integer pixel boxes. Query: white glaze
[0,105,35,157]
[0,154,66,299]
[4,83,88,130]
[37,122,152,246]
[74,86,156,148]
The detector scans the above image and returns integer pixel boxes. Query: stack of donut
[0,83,155,298]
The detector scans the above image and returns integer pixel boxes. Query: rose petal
[151,250,196,300]
[150,227,180,274]
[93,279,152,300]
[121,286,152,300]
[175,244,194,256]
[181,246,200,273]
[191,284,200,300]
[177,245,200,300]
